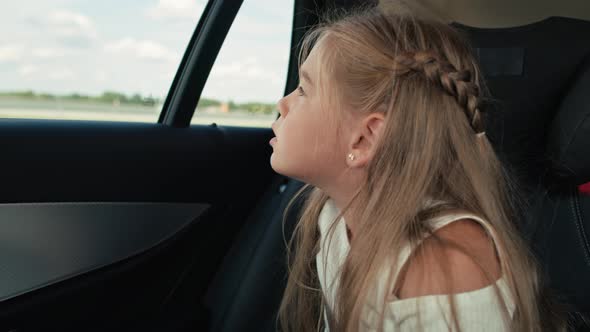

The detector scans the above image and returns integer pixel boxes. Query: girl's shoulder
[392,217,503,300]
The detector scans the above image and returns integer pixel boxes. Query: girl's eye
[297,86,305,96]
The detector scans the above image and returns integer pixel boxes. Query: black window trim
[158,0,244,127]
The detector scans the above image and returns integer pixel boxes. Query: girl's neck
[330,195,358,242]
[319,167,365,242]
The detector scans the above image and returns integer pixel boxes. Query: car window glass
[191,0,294,127]
[0,0,207,123]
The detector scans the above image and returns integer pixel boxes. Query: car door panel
[0,120,276,331]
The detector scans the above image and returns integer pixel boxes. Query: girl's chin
[269,153,281,172]
[270,154,292,177]
[269,158,309,184]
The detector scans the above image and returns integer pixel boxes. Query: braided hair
[392,51,485,135]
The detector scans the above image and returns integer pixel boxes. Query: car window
[191,1,294,127]
[0,0,206,123]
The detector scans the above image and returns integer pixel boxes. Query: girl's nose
[277,95,289,117]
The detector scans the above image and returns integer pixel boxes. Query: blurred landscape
[0,90,277,127]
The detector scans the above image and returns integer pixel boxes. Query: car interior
[0,0,588,331]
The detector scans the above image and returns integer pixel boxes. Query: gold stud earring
[348,153,355,161]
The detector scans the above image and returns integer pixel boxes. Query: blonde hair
[278,2,565,331]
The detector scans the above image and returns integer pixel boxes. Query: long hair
[278,2,565,331]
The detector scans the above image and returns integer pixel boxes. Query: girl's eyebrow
[300,69,313,86]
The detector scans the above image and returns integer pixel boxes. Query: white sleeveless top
[315,199,516,331]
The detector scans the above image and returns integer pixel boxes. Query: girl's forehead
[301,39,337,83]
[304,34,334,68]
[302,46,321,71]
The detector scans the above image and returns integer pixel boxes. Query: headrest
[454,17,590,187]
[547,58,590,185]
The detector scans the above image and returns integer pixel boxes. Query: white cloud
[49,10,93,28]
[215,61,243,76]
[146,0,205,20]
[48,68,75,80]
[18,65,39,76]
[212,56,281,83]
[104,38,177,62]
[94,70,107,82]
[0,44,24,62]
[45,9,97,45]
[31,47,69,58]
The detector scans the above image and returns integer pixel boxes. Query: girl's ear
[347,112,385,168]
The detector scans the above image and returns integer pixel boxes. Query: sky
[0,0,294,103]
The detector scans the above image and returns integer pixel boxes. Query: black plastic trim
[0,202,209,302]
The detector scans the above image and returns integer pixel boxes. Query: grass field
[0,98,276,128]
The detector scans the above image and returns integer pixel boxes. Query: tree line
[0,90,277,115]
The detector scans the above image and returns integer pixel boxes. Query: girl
[270,2,564,331]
